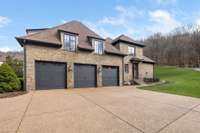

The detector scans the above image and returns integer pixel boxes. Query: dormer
[112,35,144,58]
[59,30,79,52]
[88,36,105,55]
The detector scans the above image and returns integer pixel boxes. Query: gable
[112,34,145,47]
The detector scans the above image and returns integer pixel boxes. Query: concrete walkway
[0,86,200,133]
[193,68,200,72]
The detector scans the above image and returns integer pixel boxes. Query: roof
[26,28,49,34]
[16,21,124,56]
[104,38,126,56]
[130,56,155,64]
[112,34,145,47]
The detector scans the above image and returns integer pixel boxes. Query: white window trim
[63,33,78,52]
[128,46,135,56]
[94,39,104,55]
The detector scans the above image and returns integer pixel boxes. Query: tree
[144,25,200,67]
[0,63,21,92]
[5,55,23,77]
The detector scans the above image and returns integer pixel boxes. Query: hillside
[0,51,23,62]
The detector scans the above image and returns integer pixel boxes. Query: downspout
[23,45,27,90]
[122,56,124,86]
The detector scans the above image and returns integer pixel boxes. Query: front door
[132,63,139,79]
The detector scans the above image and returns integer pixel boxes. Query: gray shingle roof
[130,56,155,64]
[112,34,144,47]
[104,38,126,56]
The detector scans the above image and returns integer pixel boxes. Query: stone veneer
[139,63,154,79]
[117,42,154,82]
[24,44,123,90]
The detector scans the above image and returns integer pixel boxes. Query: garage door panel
[102,66,119,86]
[35,61,67,90]
[74,64,96,88]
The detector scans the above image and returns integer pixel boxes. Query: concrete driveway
[0,86,200,133]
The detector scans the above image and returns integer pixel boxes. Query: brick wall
[139,63,154,79]
[117,42,154,82]
[25,45,123,90]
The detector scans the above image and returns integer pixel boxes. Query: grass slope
[141,66,200,98]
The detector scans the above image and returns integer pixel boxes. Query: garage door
[74,64,96,88]
[35,61,67,90]
[102,66,119,86]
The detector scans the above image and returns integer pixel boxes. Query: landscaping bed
[0,91,27,98]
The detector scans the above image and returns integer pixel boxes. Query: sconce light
[98,67,102,73]
[68,65,72,72]
[145,72,148,76]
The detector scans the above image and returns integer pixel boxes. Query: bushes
[0,63,21,93]
[5,56,23,78]
[143,77,160,83]
[18,77,24,90]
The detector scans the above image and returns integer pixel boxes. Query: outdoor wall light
[68,65,72,72]
[145,72,148,76]
[98,67,102,73]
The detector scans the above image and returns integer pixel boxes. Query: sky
[0,0,200,52]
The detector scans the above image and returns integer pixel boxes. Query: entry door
[133,63,139,79]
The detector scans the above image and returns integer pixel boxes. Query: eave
[15,37,62,48]
[112,39,145,47]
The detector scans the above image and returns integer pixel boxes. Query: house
[112,35,155,83]
[16,20,155,90]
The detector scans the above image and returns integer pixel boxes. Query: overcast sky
[0,0,200,52]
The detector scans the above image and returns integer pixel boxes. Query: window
[128,46,135,55]
[63,34,77,51]
[125,64,129,73]
[94,40,104,54]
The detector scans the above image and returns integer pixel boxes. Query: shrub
[18,77,24,90]
[0,63,21,92]
[5,56,23,78]
[143,77,160,83]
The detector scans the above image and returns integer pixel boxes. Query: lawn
[140,66,200,98]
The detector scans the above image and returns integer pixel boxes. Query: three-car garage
[35,61,119,90]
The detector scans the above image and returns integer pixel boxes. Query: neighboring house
[16,20,155,90]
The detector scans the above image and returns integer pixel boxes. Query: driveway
[0,86,200,133]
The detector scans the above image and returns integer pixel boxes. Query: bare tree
[144,25,200,67]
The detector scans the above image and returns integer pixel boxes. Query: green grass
[140,66,200,98]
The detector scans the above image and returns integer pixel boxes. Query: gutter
[15,37,62,48]
[104,50,127,57]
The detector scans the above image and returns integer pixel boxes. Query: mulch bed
[0,91,27,99]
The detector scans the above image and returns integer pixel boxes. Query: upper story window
[128,46,135,55]
[94,40,104,54]
[63,34,78,51]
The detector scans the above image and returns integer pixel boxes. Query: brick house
[16,21,155,90]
